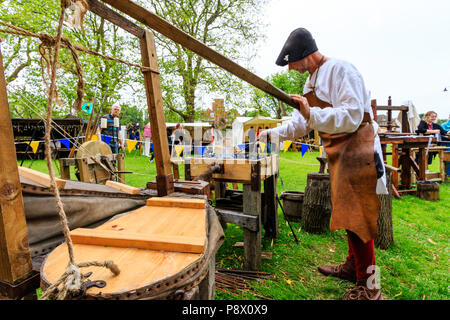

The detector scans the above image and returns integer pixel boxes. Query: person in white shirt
[260,28,386,300]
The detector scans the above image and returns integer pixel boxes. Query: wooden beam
[0,44,33,285]
[105,180,141,194]
[140,30,174,196]
[87,0,145,38]
[18,166,66,189]
[215,209,259,232]
[101,0,300,110]
[147,197,206,209]
[70,228,205,254]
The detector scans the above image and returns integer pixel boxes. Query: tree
[0,0,143,119]
[142,0,268,122]
[252,70,308,119]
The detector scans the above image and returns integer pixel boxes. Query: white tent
[232,115,283,145]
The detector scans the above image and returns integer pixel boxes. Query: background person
[98,103,124,153]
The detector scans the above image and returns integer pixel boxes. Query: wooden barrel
[280,191,304,222]
[417,181,439,201]
[301,173,332,234]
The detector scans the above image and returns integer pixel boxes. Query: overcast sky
[252,0,450,119]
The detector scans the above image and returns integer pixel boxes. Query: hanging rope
[0,20,156,72]
[40,1,119,300]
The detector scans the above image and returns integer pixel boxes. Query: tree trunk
[375,170,394,249]
[301,173,332,234]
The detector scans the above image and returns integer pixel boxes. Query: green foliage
[141,0,268,122]
[251,70,308,119]
[1,0,144,118]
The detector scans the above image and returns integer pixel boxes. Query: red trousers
[345,230,376,282]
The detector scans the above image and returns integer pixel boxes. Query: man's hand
[290,94,310,120]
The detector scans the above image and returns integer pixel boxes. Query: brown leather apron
[304,91,380,243]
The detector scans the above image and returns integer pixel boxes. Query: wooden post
[400,149,412,189]
[59,158,71,180]
[392,144,399,189]
[117,153,125,183]
[387,96,392,132]
[0,44,33,289]
[243,162,261,270]
[263,174,278,239]
[418,147,426,181]
[140,30,174,196]
[77,158,91,183]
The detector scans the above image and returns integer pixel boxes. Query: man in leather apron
[261,28,387,300]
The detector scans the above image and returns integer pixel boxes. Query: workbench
[184,154,279,271]
[380,133,436,194]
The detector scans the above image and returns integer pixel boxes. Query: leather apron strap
[303,91,380,243]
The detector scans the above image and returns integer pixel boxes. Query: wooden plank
[42,203,206,295]
[263,174,278,239]
[18,166,66,189]
[0,46,33,286]
[243,183,261,271]
[376,106,409,111]
[102,0,300,110]
[70,228,205,254]
[215,209,259,232]
[147,197,206,209]
[87,0,145,38]
[140,30,173,196]
[105,180,141,194]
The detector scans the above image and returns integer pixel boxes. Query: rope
[0,20,157,73]
[40,1,119,300]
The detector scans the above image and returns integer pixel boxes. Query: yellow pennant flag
[90,134,98,141]
[126,139,138,153]
[283,140,292,152]
[174,145,184,157]
[26,141,40,154]
[258,142,266,153]
[319,146,323,158]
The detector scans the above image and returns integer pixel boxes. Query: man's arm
[259,109,311,142]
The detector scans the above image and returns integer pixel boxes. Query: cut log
[375,170,394,249]
[18,166,66,189]
[105,180,141,194]
[301,173,332,234]
[417,181,439,201]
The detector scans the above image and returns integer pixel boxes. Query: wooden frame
[1,0,296,297]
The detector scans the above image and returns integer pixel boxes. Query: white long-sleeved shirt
[270,58,388,194]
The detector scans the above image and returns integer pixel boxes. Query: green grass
[20,148,449,300]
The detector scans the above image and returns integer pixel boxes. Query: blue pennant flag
[101,135,112,145]
[238,144,246,151]
[301,144,309,157]
[58,139,71,149]
[81,102,93,114]
[195,146,206,156]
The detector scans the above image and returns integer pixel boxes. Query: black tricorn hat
[275,28,318,66]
